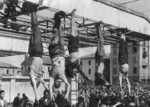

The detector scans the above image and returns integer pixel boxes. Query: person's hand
[64,94,69,100]
[50,94,55,101]
[71,9,76,16]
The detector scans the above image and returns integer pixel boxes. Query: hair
[0,90,5,95]
[22,93,25,96]
[43,90,49,95]
[53,11,66,32]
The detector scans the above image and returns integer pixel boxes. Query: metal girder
[0,0,149,53]
[27,0,150,36]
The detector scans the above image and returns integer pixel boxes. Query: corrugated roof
[0,62,18,68]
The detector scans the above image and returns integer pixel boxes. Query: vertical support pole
[82,17,85,26]
[70,9,78,106]
[148,41,149,83]
[64,17,65,29]
[46,20,48,30]
[0,70,2,90]
[10,78,15,102]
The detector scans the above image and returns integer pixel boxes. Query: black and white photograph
[0,0,149,107]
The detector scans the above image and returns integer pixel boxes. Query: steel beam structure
[27,0,150,36]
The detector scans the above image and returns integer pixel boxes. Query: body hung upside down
[65,9,91,82]
[21,3,48,106]
[48,11,70,100]
[94,23,109,87]
[117,29,131,94]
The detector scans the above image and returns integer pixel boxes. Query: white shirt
[0,99,4,107]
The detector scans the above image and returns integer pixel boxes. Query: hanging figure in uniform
[94,23,109,86]
[48,11,70,100]
[65,9,90,81]
[21,4,47,106]
[117,29,131,94]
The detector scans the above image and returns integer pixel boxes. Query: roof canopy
[0,0,149,57]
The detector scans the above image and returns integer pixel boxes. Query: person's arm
[112,102,122,107]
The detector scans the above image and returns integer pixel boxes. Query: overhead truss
[0,0,149,56]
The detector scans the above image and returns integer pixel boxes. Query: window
[113,48,117,55]
[80,61,82,65]
[142,65,147,69]
[17,71,20,74]
[7,70,9,74]
[133,47,137,53]
[89,60,91,65]
[13,70,15,74]
[133,57,137,64]
[113,58,117,65]
[143,48,147,59]
[133,42,137,46]
[48,67,51,71]
[88,69,91,74]
[113,44,117,48]
[133,67,137,74]
[113,68,117,75]
[113,78,117,84]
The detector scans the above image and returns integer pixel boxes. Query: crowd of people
[77,83,150,107]
[12,93,30,107]
[0,1,147,107]
[8,83,149,107]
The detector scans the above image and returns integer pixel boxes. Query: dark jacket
[68,35,79,54]
[13,96,20,107]
[39,97,57,107]
[49,36,64,59]
[118,38,128,65]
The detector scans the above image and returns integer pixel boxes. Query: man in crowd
[0,90,7,107]
[39,90,57,107]
[19,93,29,107]
[13,93,20,107]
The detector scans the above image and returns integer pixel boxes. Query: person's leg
[71,9,77,37]
[119,72,123,93]
[61,73,70,100]
[49,76,55,100]
[39,78,48,90]
[29,73,38,101]
[125,74,131,94]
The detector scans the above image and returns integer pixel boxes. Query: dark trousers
[95,24,105,64]
[28,11,43,57]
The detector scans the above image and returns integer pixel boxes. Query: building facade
[0,62,19,76]
[110,41,150,84]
